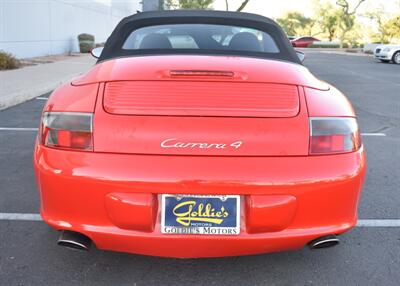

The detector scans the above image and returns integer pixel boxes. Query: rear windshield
[122,24,280,53]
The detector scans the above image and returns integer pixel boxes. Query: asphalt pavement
[0,52,399,285]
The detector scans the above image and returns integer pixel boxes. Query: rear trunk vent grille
[103,81,300,118]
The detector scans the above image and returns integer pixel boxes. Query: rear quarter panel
[44,83,99,113]
[304,86,356,117]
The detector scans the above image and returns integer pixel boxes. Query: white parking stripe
[361,133,386,137]
[0,127,38,131]
[0,213,400,227]
[36,97,48,100]
[0,213,42,221]
[357,219,400,227]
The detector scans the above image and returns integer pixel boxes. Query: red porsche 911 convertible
[34,10,366,258]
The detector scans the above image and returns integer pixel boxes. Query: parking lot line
[0,127,38,131]
[361,133,386,137]
[1,213,400,227]
[0,213,42,221]
[36,97,48,100]
[357,219,400,227]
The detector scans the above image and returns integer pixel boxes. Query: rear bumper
[34,143,366,258]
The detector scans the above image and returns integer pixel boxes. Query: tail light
[309,117,361,155]
[40,112,93,151]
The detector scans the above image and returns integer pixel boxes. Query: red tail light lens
[309,117,361,155]
[41,112,93,151]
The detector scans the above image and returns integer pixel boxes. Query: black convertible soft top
[98,10,301,64]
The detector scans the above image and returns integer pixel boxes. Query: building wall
[0,0,141,58]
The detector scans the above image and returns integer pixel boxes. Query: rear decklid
[73,56,329,90]
[90,56,314,156]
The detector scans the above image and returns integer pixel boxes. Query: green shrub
[78,33,95,53]
[309,44,340,48]
[0,50,21,70]
[78,33,95,42]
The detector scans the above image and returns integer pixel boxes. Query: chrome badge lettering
[172,201,229,227]
[161,138,242,150]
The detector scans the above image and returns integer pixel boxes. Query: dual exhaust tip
[57,230,340,253]
[308,234,340,249]
[57,230,92,251]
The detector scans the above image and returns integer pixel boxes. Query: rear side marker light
[41,112,93,151]
[309,117,361,155]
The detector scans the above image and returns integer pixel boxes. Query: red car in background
[291,36,321,47]
[34,10,365,258]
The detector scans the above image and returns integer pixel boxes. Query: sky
[94,0,400,22]
[213,0,400,18]
[94,0,400,16]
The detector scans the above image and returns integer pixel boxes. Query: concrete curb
[298,48,372,57]
[318,51,372,57]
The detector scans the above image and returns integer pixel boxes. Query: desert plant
[78,33,95,53]
[0,50,21,70]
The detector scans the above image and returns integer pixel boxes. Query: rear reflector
[41,112,93,151]
[309,117,361,155]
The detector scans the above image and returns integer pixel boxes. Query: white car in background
[374,44,400,64]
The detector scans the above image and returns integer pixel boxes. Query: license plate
[161,195,240,235]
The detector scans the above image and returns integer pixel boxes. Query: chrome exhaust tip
[308,235,340,249]
[57,230,92,251]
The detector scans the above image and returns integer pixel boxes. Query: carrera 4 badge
[160,138,243,150]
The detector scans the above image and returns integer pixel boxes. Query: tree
[365,7,395,44]
[322,14,338,41]
[164,0,251,10]
[165,0,213,9]
[224,0,229,10]
[236,0,250,11]
[335,0,366,47]
[385,14,400,41]
[224,0,250,12]
[314,1,341,41]
[276,12,314,36]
